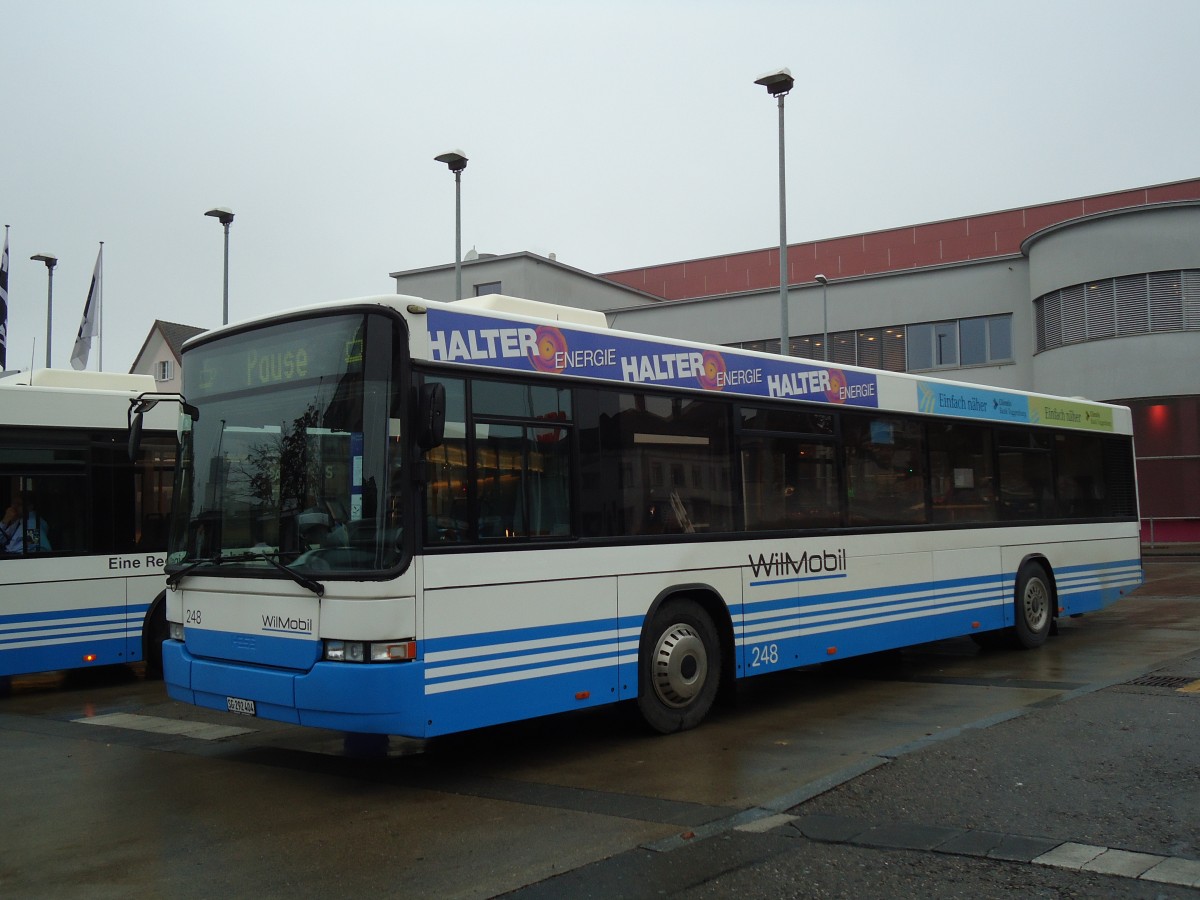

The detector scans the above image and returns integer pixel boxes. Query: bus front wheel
[1013,562,1053,650]
[637,599,721,734]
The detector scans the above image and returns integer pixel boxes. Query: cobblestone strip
[780,813,1200,889]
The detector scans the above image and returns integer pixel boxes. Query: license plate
[226,696,257,716]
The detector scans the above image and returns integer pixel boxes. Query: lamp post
[434,150,468,300]
[204,207,234,325]
[815,273,829,361]
[755,68,795,356]
[31,253,57,367]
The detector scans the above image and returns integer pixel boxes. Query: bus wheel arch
[636,588,731,734]
[1012,557,1055,650]
[141,591,169,680]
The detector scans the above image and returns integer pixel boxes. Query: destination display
[425,309,880,408]
[187,315,364,397]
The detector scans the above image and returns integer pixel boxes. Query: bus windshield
[167,312,405,577]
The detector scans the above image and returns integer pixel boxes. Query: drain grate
[1122,674,1196,690]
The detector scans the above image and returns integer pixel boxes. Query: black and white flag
[71,244,103,371]
[0,226,9,370]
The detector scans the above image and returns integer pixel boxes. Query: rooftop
[601,177,1200,300]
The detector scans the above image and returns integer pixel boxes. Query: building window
[731,314,1007,374]
[907,321,958,370]
[155,360,174,382]
[474,281,502,296]
[908,316,1011,371]
[829,330,857,366]
[1035,269,1200,351]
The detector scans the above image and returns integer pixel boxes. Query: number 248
[750,643,779,667]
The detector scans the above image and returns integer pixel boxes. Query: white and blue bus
[156,294,1141,736]
[0,369,176,679]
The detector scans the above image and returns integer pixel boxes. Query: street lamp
[815,274,829,361]
[755,67,795,356]
[434,150,468,301]
[31,253,57,367]
[204,207,234,325]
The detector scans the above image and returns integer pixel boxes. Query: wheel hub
[651,623,708,708]
[1023,578,1049,632]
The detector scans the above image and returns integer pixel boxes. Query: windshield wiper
[229,552,326,597]
[166,555,222,589]
[164,551,325,596]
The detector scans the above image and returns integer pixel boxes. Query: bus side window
[1054,432,1105,518]
[472,423,571,540]
[618,392,733,536]
[3,475,88,555]
[929,422,996,524]
[844,416,928,526]
[742,435,839,531]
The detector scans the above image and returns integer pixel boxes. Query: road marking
[73,712,252,740]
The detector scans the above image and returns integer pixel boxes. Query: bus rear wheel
[637,599,721,734]
[1012,562,1053,650]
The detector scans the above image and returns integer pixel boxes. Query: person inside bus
[298,496,348,549]
[1,493,52,555]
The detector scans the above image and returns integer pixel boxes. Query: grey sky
[4,0,1198,372]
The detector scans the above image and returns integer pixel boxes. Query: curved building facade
[1025,203,1200,543]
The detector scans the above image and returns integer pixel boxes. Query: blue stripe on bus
[425,616,620,655]
[424,663,620,736]
[425,646,620,686]
[0,605,149,656]
[424,617,629,689]
[0,603,147,626]
[742,595,1005,645]
[0,601,152,675]
[791,572,1003,606]
[1056,558,1142,574]
[418,563,1138,699]
[740,575,1003,630]
[424,635,618,676]
[748,572,849,588]
[1,626,136,647]
[1,636,136,676]
[1,616,132,636]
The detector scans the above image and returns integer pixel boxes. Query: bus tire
[142,592,169,680]
[1012,562,1053,650]
[637,599,721,734]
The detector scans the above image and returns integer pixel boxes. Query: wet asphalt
[507,556,1200,899]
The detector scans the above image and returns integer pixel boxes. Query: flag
[71,244,103,371]
[0,226,9,369]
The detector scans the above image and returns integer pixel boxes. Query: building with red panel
[394,178,1200,544]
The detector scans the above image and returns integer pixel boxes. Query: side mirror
[417,382,446,450]
[127,393,199,460]
[128,412,145,461]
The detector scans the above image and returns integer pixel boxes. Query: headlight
[324,639,416,662]
[169,622,185,641]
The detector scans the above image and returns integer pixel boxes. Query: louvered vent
[1035,269,1200,350]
